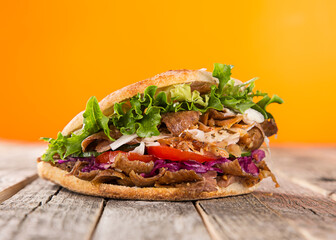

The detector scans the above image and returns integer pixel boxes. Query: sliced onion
[244,109,264,123]
[143,134,169,143]
[145,142,160,147]
[110,134,138,150]
[142,134,169,147]
[130,142,145,155]
[222,108,236,117]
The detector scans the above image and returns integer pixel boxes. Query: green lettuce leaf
[136,107,161,137]
[213,63,233,95]
[111,82,224,138]
[110,64,283,138]
[212,64,283,115]
[252,94,284,119]
[83,96,114,141]
[41,96,114,162]
[170,84,192,102]
[40,132,67,163]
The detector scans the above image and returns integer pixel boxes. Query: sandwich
[37,63,283,201]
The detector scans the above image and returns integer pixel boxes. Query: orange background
[1,1,335,144]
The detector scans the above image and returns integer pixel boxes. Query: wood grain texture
[0,179,60,240]
[255,177,336,240]
[93,200,211,240]
[271,147,336,200]
[196,193,304,240]
[14,188,104,240]
[0,170,37,203]
[0,178,105,240]
[0,141,46,204]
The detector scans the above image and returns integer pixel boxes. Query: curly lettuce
[111,83,223,137]
[41,63,283,162]
[41,96,113,162]
[212,63,283,117]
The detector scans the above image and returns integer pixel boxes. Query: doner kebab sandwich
[38,63,283,201]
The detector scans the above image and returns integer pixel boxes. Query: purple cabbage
[252,149,266,162]
[204,158,230,167]
[238,157,259,176]
[56,157,109,172]
[141,149,265,178]
[236,149,266,176]
[57,149,266,177]
[141,159,228,178]
[140,160,181,178]
[183,160,223,174]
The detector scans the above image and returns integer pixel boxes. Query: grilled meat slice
[161,111,200,136]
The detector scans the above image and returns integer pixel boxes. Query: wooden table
[0,141,335,240]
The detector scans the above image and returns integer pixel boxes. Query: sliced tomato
[96,151,123,164]
[127,152,155,162]
[96,151,155,164]
[146,145,217,163]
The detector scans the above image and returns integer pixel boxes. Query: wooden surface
[0,141,335,240]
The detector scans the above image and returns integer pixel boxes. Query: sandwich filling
[40,64,283,192]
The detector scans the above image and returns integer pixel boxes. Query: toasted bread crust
[37,161,257,201]
[61,69,218,136]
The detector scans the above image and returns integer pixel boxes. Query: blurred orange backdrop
[1,0,335,144]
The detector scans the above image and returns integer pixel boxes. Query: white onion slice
[143,135,169,143]
[145,142,160,147]
[244,109,265,123]
[130,142,145,155]
[110,134,138,150]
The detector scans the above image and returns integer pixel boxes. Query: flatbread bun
[39,68,257,200]
[37,161,257,201]
[62,69,218,136]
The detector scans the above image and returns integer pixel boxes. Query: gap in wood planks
[194,201,223,240]
[86,199,107,240]
[0,173,38,204]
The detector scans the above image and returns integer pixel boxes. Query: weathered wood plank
[0,142,45,203]
[271,147,336,200]
[0,179,60,240]
[93,200,211,240]
[14,189,104,240]
[0,170,37,203]
[254,177,336,240]
[196,192,304,240]
[0,178,105,240]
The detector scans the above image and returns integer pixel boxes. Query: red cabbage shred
[57,149,265,176]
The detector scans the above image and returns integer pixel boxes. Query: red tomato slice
[127,152,155,162]
[96,151,123,164]
[146,145,217,163]
[96,151,155,164]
